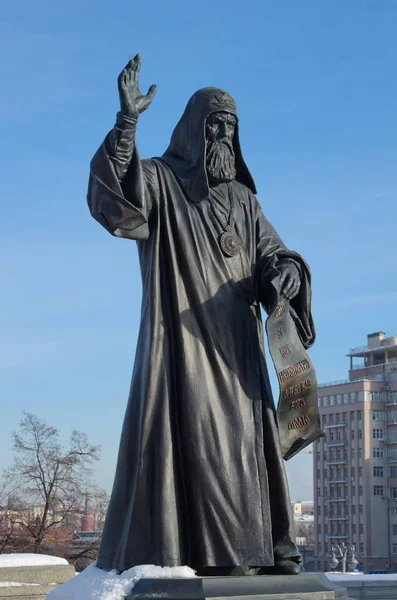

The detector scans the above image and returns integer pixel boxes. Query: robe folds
[87,88,315,572]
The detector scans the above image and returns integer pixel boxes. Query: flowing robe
[87,92,314,572]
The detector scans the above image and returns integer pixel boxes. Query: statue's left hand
[278,262,301,300]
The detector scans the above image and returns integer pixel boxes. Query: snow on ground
[46,563,196,600]
[326,572,397,581]
[0,554,68,567]
[0,582,41,587]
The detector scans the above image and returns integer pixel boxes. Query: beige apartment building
[313,332,397,574]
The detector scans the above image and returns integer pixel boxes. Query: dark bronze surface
[87,55,319,573]
[266,275,324,460]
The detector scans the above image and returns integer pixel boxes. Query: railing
[387,456,397,463]
[326,460,347,465]
[318,376,384,387]
[326,497,347,502]
[350,360,397,370]
[349,345,368,353]
[324,423,347,428]
[349,338,397,354]
[328,478,347,483]
[327,516,348,521]
[318,379,350,388]
[326,440,346,447]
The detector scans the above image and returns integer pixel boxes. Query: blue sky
[1,0,396,502]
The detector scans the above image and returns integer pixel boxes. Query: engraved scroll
[266,276,324,460]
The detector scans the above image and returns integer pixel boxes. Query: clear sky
[1,0,396,502]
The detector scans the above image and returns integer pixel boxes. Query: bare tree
[3,412,101,553]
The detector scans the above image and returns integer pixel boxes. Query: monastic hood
[160,87,257,203]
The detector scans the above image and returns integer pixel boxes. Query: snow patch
[326,572,397,581]
[46,563,196,600]
[0,582,41,587]
[0,554,68,567]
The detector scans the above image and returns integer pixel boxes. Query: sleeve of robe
[254,198,316,349]
[87,112,158,240]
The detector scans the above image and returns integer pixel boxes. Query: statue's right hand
[117,54,157,118]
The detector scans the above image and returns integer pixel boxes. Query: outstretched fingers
[146,84,157,100]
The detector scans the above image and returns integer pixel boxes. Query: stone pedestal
[126,573,349,600]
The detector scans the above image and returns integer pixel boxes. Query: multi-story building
[314,332,397,574]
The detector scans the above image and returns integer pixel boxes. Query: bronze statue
[87,55,319,577]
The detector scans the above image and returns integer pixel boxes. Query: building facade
[314,332,397,574]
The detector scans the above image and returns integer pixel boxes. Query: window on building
[330,396,335,406]
[393,543,397,555]
[373,410,385,421]
[337,395,342,405]
[317,469,320,480]
[360,524,363,534]
[359,485,363,496]
[373,447,384,458]
[373,429,384,439]
[351,429,355,440]
[358,448,362,459]
[360,543,364,553]
[359,466,363,477]
[374,466,384,477]
[351,466,355,478]
[318,487,321,497]
[330,431,334,440]
[389,411,397,423]
[393,525,397,536]
[351,412,355,422]
[391,488,397,500]
[318,542,322,553]
[352,448,355,459]
[352,524,356,534]
[318,506,321,516]
[370,391,383,402]
[358,410,362,421]
[352,505,356,515]
[390,466,397,478]
[360,505,363,515]
[374,485,384,496]
[352,485,356,496]
[358,428,362,439]
[389,430,397,443]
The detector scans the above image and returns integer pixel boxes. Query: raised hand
[117,54,157,118]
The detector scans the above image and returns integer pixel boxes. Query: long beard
[206,141,236,185]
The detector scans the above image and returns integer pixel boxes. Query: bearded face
[206,112,237,185]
